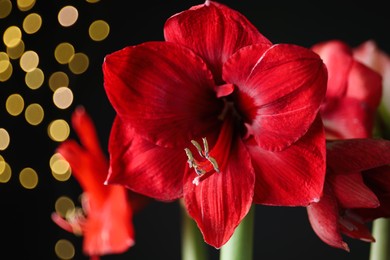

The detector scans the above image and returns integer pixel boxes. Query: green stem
[181,202,208,260]
[220,205,255,260]
[370,218,390,260]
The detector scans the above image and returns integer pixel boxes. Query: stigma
[184,137,220,186]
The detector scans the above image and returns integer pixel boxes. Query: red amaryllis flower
[307,138,390,251]
[353,40,390,133]
[312,40,382,139]
[103,0,327,248]
[51,106,140,258]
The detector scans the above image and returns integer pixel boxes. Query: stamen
[184,137,220,185]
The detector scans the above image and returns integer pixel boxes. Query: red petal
[83,186,135,256]
[339,210,375,243]
[346,60,382,109]
[106,116,185,201]
[328,172,379,209]
[250,116,326,206]
[312,40,353,98]
[307,184,350,251]
[103,41,223,148]
[321,97,377,139]
[224,44,327,151]
[184,137,255,248]
[164,1,271,83]
[326,139,390,173]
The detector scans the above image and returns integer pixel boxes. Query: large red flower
[307,139,390,251]
[312,40,382,139]
[103,1,327,248]
[51,107,139,258]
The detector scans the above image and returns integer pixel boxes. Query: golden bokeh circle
[6,93,25,116]
[0,162,11,183]
[3,26,22,48]
[7,40,25,59]
[58,6,78,27]
[20,50,39,72]
[0,128,10,150]
[25,103,44,126]
[0,0,12,19]
[68,52,89,74]
[23,13,42,34]
[54,196,75,218]
[53,87,73,109]
[54,42,75,65]
[25,67,44,90]
[48,71,69,91]
[17,0,36,11]
[48,119,70,142]
[89,20,110,41]
[19,167,38,189]
[0,52,10,73]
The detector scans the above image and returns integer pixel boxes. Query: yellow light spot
[25,68,44,89]
[48,119,70,142]
[0,162,11,183]
[17,0,35,11]
[6,93,24,116]
[53,87,73,109]
[68,52,89,74]
[19,167,38,189]
[0,155,5,173]
[23,13,42,34]
[49,71,69,91]
[25,103,44,125]
[54,196,75,217]
[0,52,10,73]
[54,42,75,65]
[0,60,12,82]
[0,128,10,150]
[86,0,100,3]
[50,154,71,182]
[89,20,110,41]
[0,0,12,19]
[58,6,78,27]
[7,39,24,59]
[55,239,75,260]
[20,50,39,72]
[3,26,22,48]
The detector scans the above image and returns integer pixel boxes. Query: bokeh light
[17,0,36,11]
[0,0,12,19]
[55,239,75,260]
[3,25,22,48]
[54,196,75,217]
[6,93,24,116]
[89,20,110,41]
[20,50,39,72]
[54,42,75,65]
[50,153,71,182]
[19,167,38,189]
[7,40,25,59]
[25,67,44,90]
[0,52,10,73]
[58,6,78,27]
[0,155,5,173]
[23,13,42,34]
[0,161,11,183]
[68,52,89,74]
[48,119,70,142]
[0,128,10,150]
[53,87,73,109]
[48,71,69,91]
[25,103,44,126]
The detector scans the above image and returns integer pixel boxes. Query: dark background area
[1,1,389,259]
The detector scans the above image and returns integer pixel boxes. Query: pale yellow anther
[207,156,219,172]
[184,148,194,168]
[191,140,204,158]
[202,137,209,156]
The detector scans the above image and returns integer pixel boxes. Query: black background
[1,1,389,259]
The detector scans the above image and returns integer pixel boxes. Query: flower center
[184,116,233,186]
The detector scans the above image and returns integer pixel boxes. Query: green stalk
[370,218,390,260]
[181,202,208,260]
[220,205,255,260]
